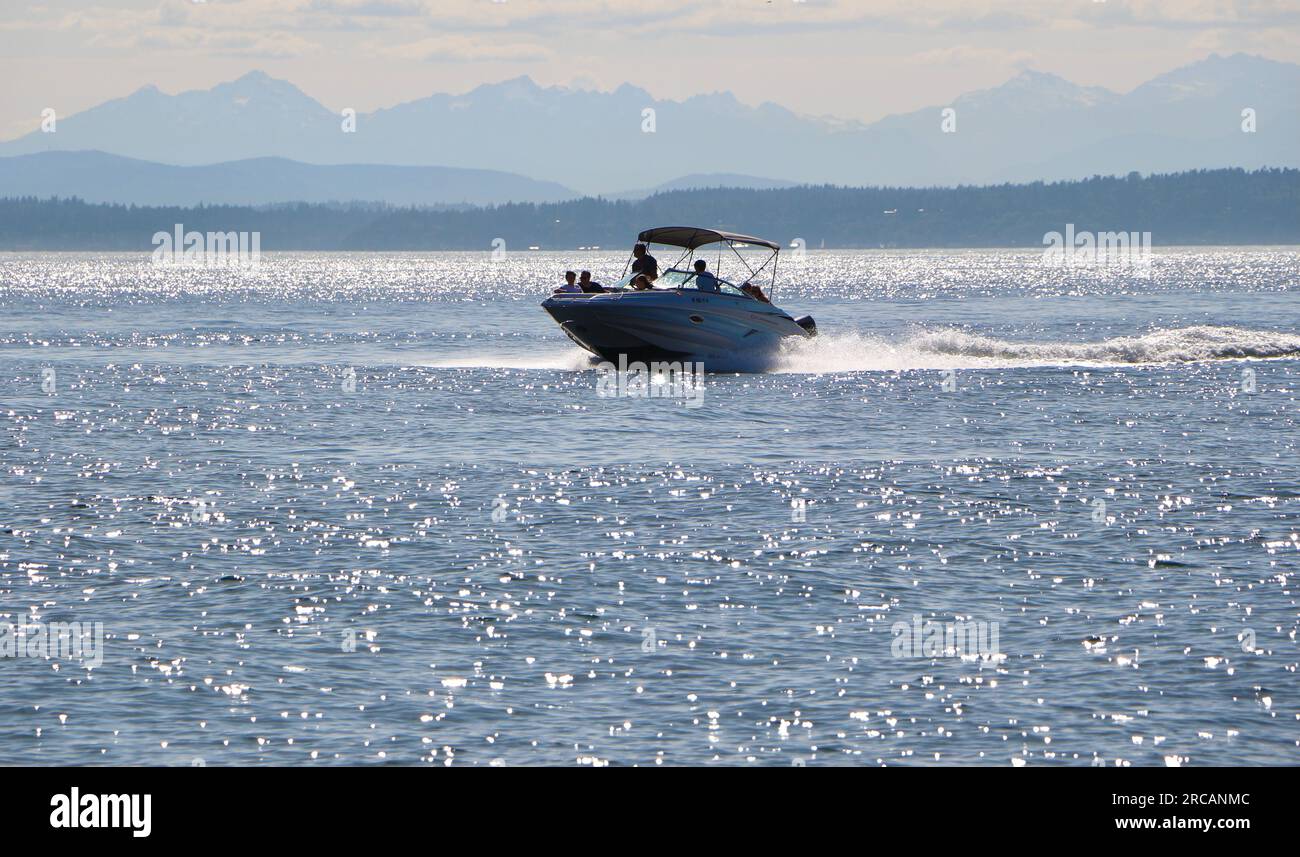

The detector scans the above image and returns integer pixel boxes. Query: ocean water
[1,248,1297,766]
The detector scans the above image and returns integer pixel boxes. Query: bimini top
[638,226,781,252]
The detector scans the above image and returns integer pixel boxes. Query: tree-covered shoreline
[1,168,1295,251]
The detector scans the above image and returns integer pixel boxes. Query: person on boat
[690,259,719,292]
[556,270,581,293]
[630,244,658,282]
[631,274,654,291]
[578,271,604,293]
[741,281,771,303]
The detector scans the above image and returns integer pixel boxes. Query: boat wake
[752,325,1300,373]
[424,325,1300,374]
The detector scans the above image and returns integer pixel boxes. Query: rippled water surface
[2,249,1297,766]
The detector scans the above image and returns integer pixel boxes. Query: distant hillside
[1,169,1295,251]
[1,54,1296,192]
[607,173,801,200]
[0,151,578,207]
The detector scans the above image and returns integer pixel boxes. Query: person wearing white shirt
[556,270,582,293]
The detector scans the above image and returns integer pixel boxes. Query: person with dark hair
[689,259,719,292]
[578,270,604,293]
[741,281,771,303]
[556,270,581,293]
[631,274,654,291]
[630,243,658,282]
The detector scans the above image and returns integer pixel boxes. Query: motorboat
[541,226,816,364]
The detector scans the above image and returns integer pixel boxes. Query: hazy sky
[3,0,1298,140]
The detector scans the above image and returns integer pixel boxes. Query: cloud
[17,1,325,58]
[307,0,427,16]
[903,45,1037,68]
[373,33,555,63]
[88,25,322,60]
[9,0,1300,45]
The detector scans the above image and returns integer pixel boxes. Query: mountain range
[1,53,1296,200]
[0,150,575,207]
[0,153,800,207]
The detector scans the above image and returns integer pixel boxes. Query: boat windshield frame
[607,267,755,298]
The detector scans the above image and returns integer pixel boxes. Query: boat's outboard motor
[794,315,818,337]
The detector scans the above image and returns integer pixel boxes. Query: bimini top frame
[624,225,784,300]
[637,226,780,251]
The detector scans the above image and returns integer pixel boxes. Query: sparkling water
[1,248,1297,766]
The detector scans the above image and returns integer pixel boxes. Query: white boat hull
[542,289,812,363]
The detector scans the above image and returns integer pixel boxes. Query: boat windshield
[611,268,755,298]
